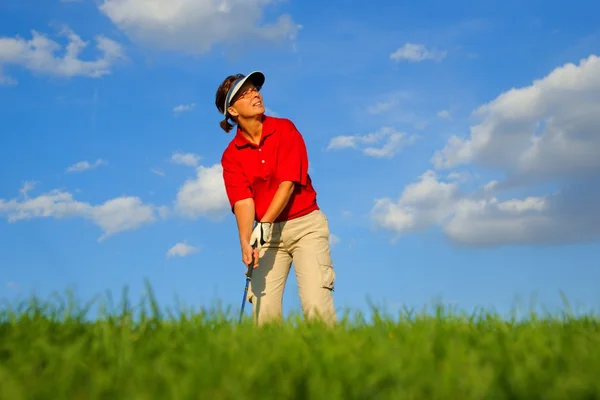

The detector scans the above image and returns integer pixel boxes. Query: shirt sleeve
[277,119,309,186]
[221,149,253,212]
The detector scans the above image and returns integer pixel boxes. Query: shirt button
[258,149,261,152]
[261,160,265,163]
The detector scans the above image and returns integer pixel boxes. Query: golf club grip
[245,245,257,278]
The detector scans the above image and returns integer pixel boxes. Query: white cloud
[0,26,124,85]
[265,107,279,117]
[173,103,196,114]
[371,170,600,247]
[444,183,600,247]
[174,163,230,219]
[327,127,418,158]
[372,54,600,247]
[446,171,472,183]
[363,91,412,116]
[366,100,397,115]
[0,182,160,241]
[1,161,236,241]
[66,158,107,173]
[483,180,498,192]
[329,233,340,247]
[151,168,165,177]
[437,110,451,119]
[0,69,17,86]
[372,170,459,235]
[91,197,161,241]
[170,152,201,167]
[98,0,301,55]
[166,241,199,258]
[390,43,447,63]
[19,180,38,198]
[432,54,600,182]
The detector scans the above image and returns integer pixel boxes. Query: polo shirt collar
[233,115,276,148]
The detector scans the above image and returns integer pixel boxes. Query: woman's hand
[241,241,259,269]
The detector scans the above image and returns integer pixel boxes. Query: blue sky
[1,0,599,320]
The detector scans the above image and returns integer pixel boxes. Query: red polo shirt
[221,115,319,223]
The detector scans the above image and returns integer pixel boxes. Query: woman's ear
[227,105,239,118]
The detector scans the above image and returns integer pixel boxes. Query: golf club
[238,244,257,324]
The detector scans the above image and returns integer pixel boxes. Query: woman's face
[228,82,265,120]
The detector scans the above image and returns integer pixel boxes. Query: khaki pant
[247,209,337,326]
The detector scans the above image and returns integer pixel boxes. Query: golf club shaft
[238,246,256,323]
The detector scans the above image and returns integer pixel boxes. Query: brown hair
[215,73,244,133]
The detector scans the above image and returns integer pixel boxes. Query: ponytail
[220,117,234,133]
[215,74,245,133]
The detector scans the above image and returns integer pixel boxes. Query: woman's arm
[222,149,257,265]
[234,198,259,267]
[234,197,256,244]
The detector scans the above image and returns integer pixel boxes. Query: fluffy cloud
[174,163,230,219]
[0,27,124,85]
[372,54,600,247]
[170,152,201,167]
[0,69,16,86]
[1,155,234,241]
[390,43,447,62]
[166,241,199,258]
[372,170,600,247]
[432,54,600,183]
[329,233,340,247]
[150,168,165,177]
[66,159,107,173]
[437,110,451,120]
[327,127,418,158]
[366,100,398,115]
[173,103,196,114]
[444,184,600,247]
[372,170,459,235]
[0,182,161,241]
[98,0,301,55]
[362,91,412,116]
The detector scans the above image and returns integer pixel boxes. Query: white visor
[223,71,265,117]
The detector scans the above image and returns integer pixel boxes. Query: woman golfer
[215,71,337,326]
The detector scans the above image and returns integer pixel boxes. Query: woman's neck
[239,115,264,144]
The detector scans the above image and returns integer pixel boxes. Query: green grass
[1,283,599,399]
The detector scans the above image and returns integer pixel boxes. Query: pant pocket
[317,253,336,291]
